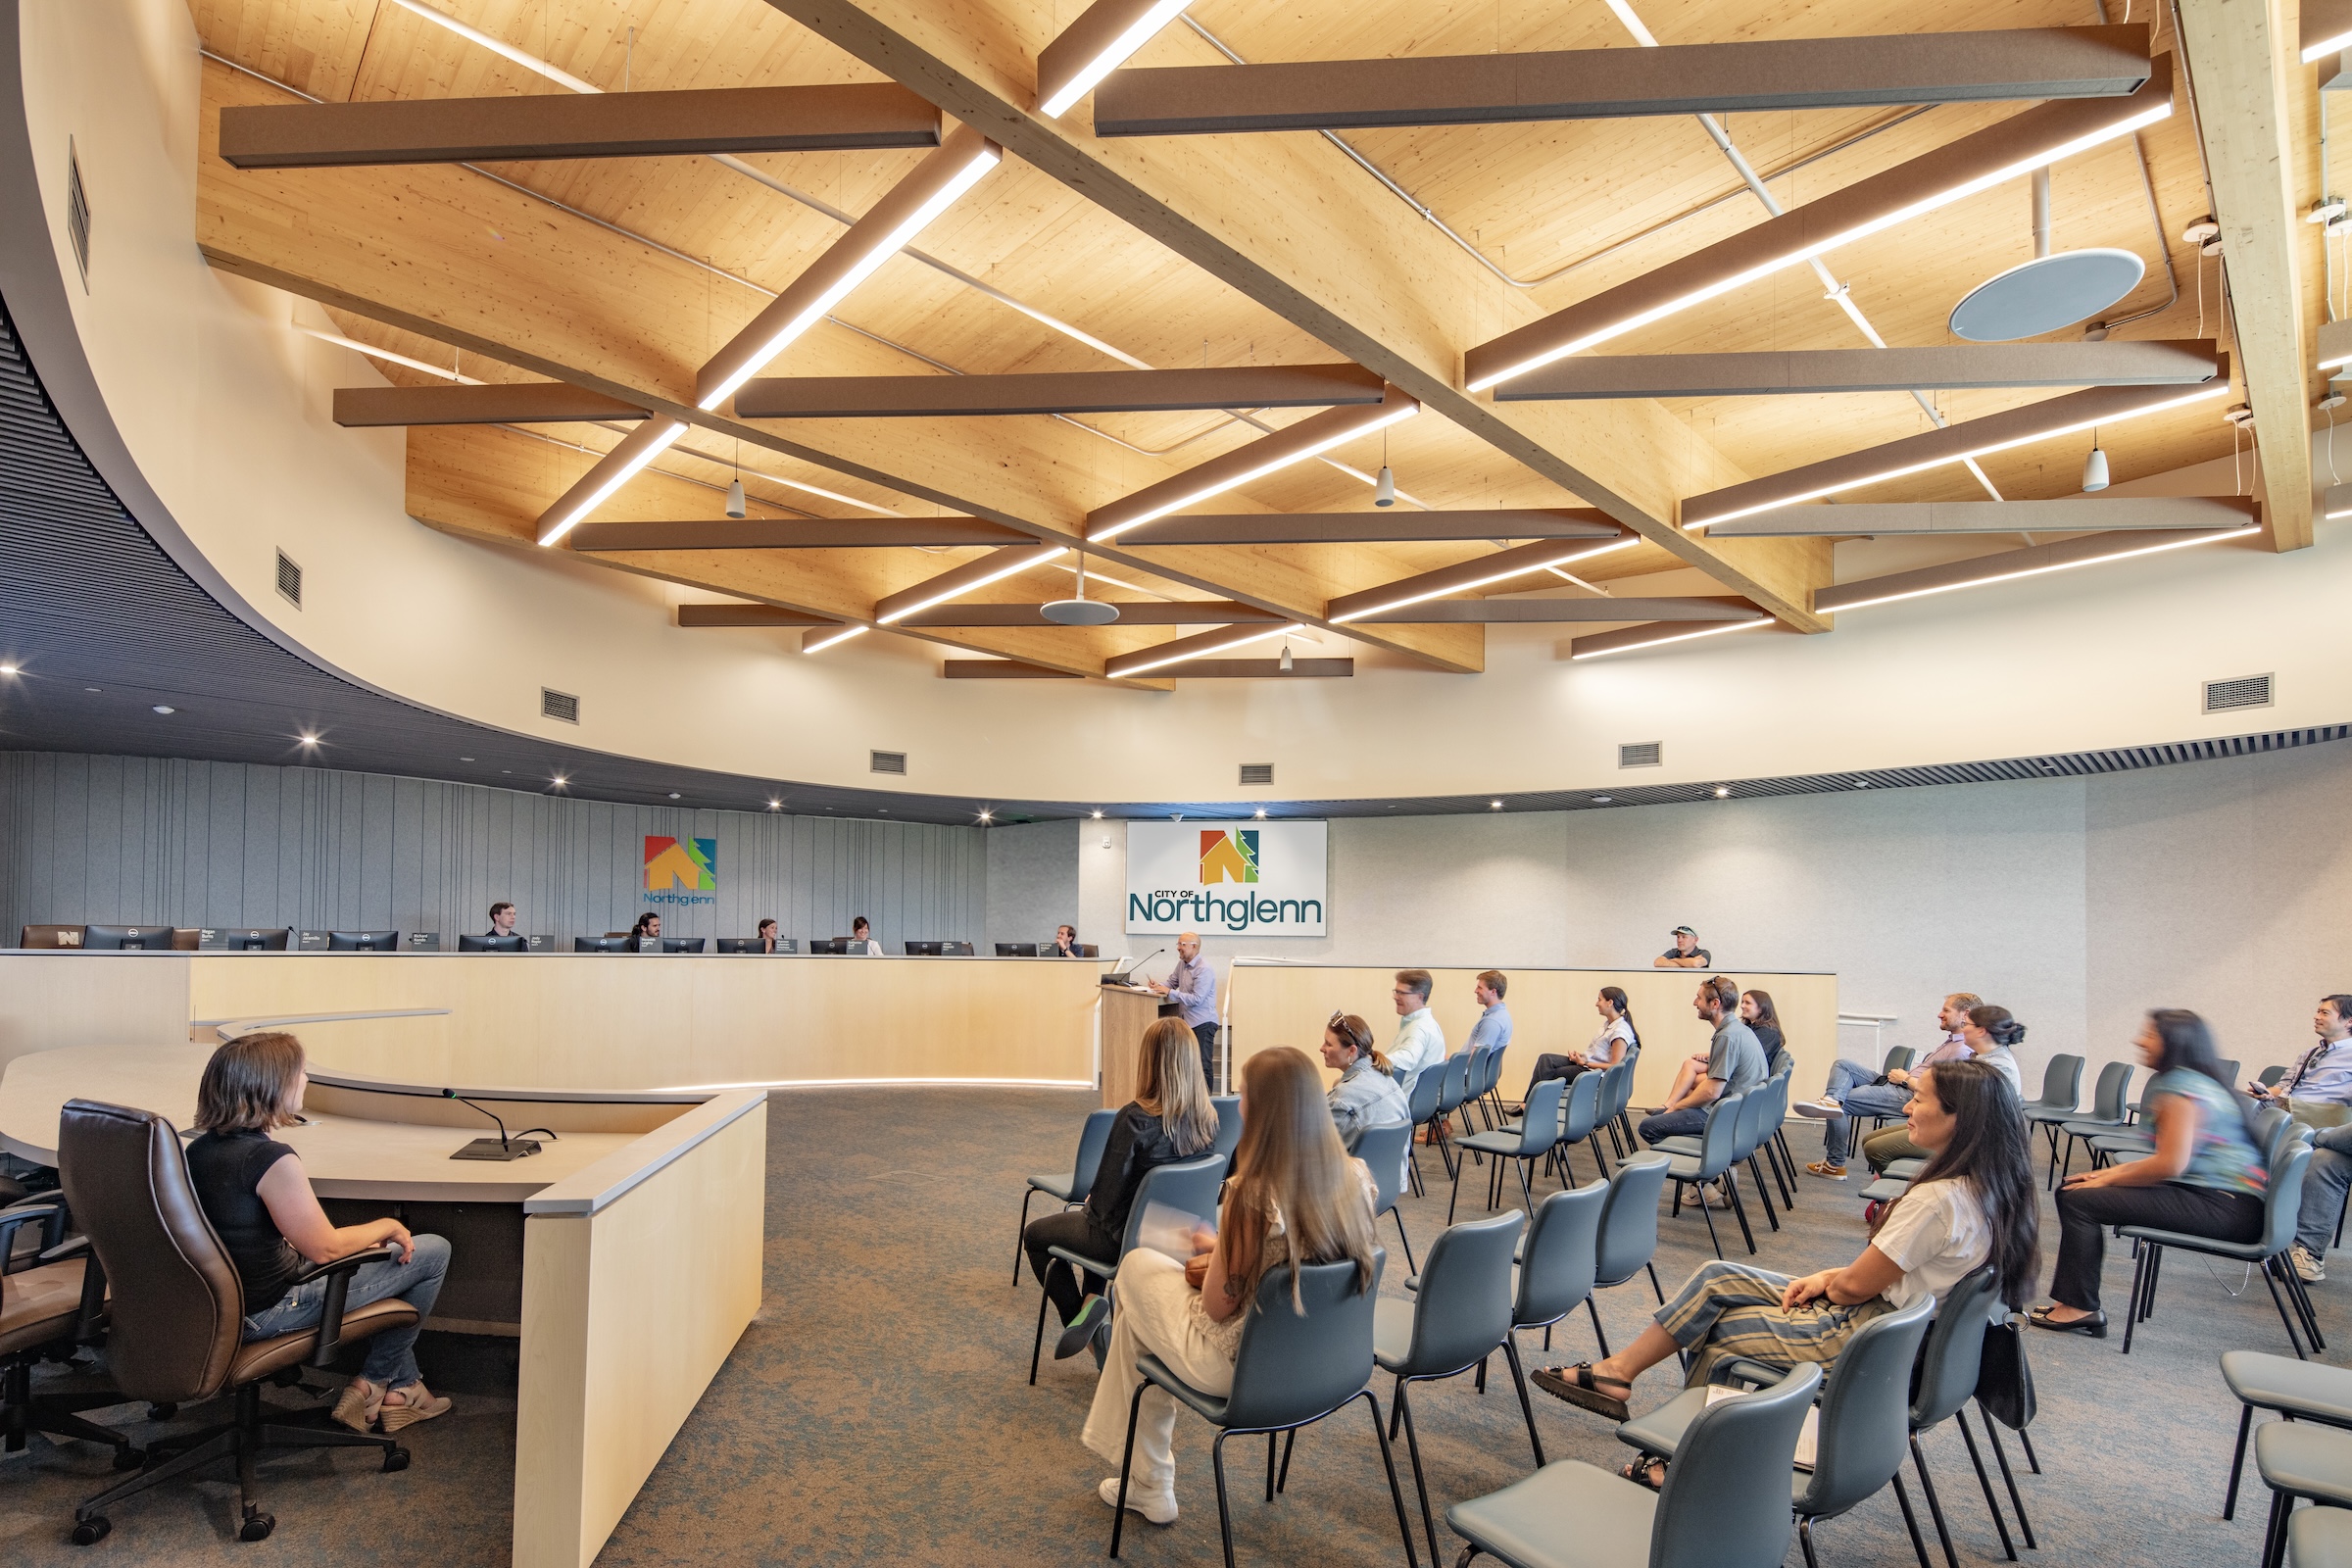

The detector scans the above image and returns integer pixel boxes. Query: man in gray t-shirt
[1640,976,1765,1146]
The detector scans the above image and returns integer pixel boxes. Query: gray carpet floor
[1,1085,2334,1565]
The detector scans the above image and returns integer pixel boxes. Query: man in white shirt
[1387,970,1446,1093]
[2279,994,2352,1282]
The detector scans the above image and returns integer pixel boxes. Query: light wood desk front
[0,1044,763,1568]
[1227,965,1839,1107]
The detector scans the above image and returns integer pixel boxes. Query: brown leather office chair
[57,1100,416,1544]
[1,1195,134,1467]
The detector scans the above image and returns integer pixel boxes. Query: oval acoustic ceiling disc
[1947,248,2145,342]
[1041,598,1120,625]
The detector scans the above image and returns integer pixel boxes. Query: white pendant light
[1373,466,1396,507]
[2082,434,2110,493]
[1278,640,1294,671]
[725,477,747,518]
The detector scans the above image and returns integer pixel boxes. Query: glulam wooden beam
[1121,510,1621,545]
[333,383,648,426]
[1325,538,1634,622]
[218,83,942,169]
[896,601,1281,626]
[1681,376,2232,531]
[1706,497,2263,537]
[2175,0,2314,550]
[1812,524,2264,613]
[1345,596,1764,624]
[676,605,840,627]
[1497,341,2223,401]
[1095,26,2152,135]
[733,364,1383,417]
[574,518,1033,551]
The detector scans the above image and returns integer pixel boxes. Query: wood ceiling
[185,0,2324,684]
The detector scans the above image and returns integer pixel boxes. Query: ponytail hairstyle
[1599,986,1638,1050]
[1965,1004,2028,1048]
[631,911,659,938]
[1871,1059,2040,1311]
[1325,1011,1389,1074]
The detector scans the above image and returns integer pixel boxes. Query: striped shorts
[1655,1259,1893,1388]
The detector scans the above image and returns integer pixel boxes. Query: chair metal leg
[1724,1171,1758,1254]
[1954,1408,2017,1561]
[1585,1295,1611,1359]
[1746,1154,1781,1231]
[1266,1430,1277,1502]
[1409,1145,1426,1199]
[1395,1379,1444,1568]
[1447,1154,1467,1225]
[1030,1278,1054,1384]
[1357,1389,1422,1568]
[1014,1187,1038,1285]
[1391,1207,1418,1277]
[1690,1183,1726,1259]
[2121,1245,2148,1355]
[1979,1410,2036,1549]
[1277,1428,1297,1494]
[2260,1259,2312,1359]
[1891,1471,1936,1568]
[1109,1378,1150,1559]
[2017,1424,2039,1475]
[1499,1333,1545,1468]
[1211,1430,1239,1568]
[1515,1158,1537,1218]
[2262,1487,2291,1568]
[2226,1403,2255,1519]
[1798,1515,1823,1568]
[1911,1435,1962,1568]
[2283,1262,2328,1351]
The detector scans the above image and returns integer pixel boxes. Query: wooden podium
[1099,982,1174,1108]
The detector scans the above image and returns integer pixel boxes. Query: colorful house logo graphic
[1199,829,1258,885]
[644,836,717,904]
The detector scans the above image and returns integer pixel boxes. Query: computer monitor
[81,924,174,951]
[995,942,1038,957]
[808,938,851,956]
[574,936,634,953]
[660,937,707,954]
[459,934,527,953]
[904,941,944,956]
[714,937,797,955]
[1072,944,1100,958]
[223,928,292,952]
[939,941,974,956]
[326,930,402,952]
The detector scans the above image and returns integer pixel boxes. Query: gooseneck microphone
[1123,948,1165,985]
[444,1089,558,1162]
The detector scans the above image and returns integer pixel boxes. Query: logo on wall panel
[644,836,717,906]
[1127,820,1326,937]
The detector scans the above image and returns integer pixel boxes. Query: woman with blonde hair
[1025,1016,1220,1359]
[184,1032,454,1433]
[1080,1046,1379,1527]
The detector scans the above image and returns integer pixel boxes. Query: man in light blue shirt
[1465,970,1514,1056]
[1387,969,1447,1093]
[2278,994,2352,1282]
[1149,931,1219,1088]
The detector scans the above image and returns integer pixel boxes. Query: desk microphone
[444,1089,556,1162]
[1117,948,1164,986]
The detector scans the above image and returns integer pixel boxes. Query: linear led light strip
[1686,383,2232,530]
[299,326,482,384]
[1113,622,1300,678]
[1570,618,1771,661]
[1329,537,1640,623]
[877,547,1070,625]
[537,417,687,545]
[1089,401,1421,543]
[1465,97,2175,391]
[1039,0,1197,117]
[1822,524,2260,612]
[802,624,868,655]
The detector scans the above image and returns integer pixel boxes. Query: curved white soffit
[0,0,543,742]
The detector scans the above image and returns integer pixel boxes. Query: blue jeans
[1818,1061,1909,1165]
[1640,1106,1708,1145]
[2296,1122,2352,1256]
[242,1234,451,1389]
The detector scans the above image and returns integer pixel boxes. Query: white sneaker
[1792,1099,1843,1121]
[2293,1244,2328,1284]
[1099,1477,1177,1525]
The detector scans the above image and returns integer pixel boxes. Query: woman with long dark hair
[1740,989,1784,1063]
[2033,1009,2266,1336]
[1527,986,1640,1087]
[1534,1058,2038,1462]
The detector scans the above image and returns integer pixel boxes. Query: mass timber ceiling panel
[761,0,1834,629]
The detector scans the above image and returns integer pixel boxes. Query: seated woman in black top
[184,1031,455,1434]
[1023,1016,1218,1359]
[1742,990,1786,1067]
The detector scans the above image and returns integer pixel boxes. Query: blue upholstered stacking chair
[1404,1066,1446,1196]
[1211,1096,1243,1160]
[1355,1121,1419,1275]
[1013,1106,1116,1285]
[1502,1179,1606,1465]
[1450,1079,1565,1223]
[1585,1153,1671,1358]
[2120,1136,2320,1358]
[1029,1152,1225,1385]
[1663,1090,1754,1258]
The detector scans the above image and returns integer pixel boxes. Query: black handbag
[1975,1313,2036,1430]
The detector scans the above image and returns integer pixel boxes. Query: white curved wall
[10,0,2347,809]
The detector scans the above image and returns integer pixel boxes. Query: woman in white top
[1081,1046,1380,1527]
[1527,986,1640,1087]
[1533,1057,2039,1475]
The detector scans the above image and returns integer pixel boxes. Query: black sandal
[1618,1456,1666,1493]
[2027,1304,2108,1338]
[1530,1362,1633,1421]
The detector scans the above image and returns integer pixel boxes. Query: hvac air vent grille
[870,750,907,775]
[1239,763,1274,785]
[273,550,301,609]
[2203,673,2274,713]
[540,688,579,724]
[1619,742,1663,768]
[66,140,90,287]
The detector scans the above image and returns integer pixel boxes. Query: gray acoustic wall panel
[0,752,986,950]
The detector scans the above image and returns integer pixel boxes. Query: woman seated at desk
[185,1031,455,1434]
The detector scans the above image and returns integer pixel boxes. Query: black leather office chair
[1,1194,134,1467]
[57,1100,417,1544]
